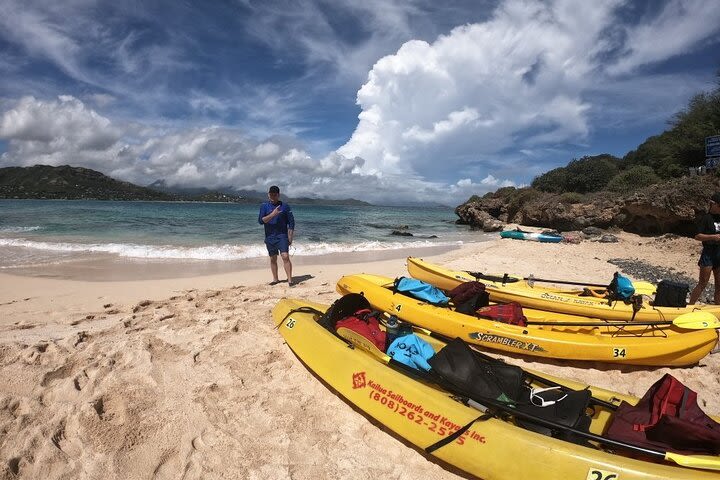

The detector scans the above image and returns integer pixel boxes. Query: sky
[0,0,719,205]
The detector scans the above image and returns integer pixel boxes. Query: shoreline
[0,242,463,282]
[1,231,718,479]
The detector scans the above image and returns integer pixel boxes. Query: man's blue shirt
[258,201,295,238]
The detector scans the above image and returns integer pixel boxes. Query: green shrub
[558,192,586,204]
[506,187,542,219]
[606,166,661,193]
[532,155,620,193]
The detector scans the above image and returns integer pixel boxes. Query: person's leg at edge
[713,267,720,304]
[689,266,712,304]
[269,255,279,283]
[280,251,293,285]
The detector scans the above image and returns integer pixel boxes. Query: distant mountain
[0,165,177,201]
[0,165,372,205]
[148,179,372,206]
[146,179,256,203]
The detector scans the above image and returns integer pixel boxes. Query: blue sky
[0,0,719,204]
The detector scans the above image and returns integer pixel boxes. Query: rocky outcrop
[456,175,720,236]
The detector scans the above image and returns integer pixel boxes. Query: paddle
[524,310,720,330]
[317,311,720,471]
[465,393,720,472]
[524,274,657,296]
[665,451,720,471]
[466,271,656,296]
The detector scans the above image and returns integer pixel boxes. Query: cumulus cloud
[0,96,122,167]
[338,0,719,181]
[0,95,486,204]
[338,1,615,177]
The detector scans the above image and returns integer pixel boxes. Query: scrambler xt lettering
[352,373,487,447]
[468,333,546,352]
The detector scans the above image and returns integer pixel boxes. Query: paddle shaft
[525,320,674,327]
[525,276,607,288]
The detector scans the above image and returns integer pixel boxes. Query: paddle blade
[632,281,656,296]
[672,312,720,330]
[665,452,720,471]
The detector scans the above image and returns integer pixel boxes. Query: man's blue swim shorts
[265,235,289,256]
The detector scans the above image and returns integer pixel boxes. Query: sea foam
[0,237,463,262]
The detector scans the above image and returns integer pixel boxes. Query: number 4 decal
[613,348,626,358]
[586,468,618,480]
[394,304,402,312]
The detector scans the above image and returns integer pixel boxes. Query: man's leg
[269,255,279,282]
[689,266,712,304]
[713,267,720,304]
[280,252,293,285]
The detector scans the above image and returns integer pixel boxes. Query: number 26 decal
[286,318,296,329]
[587,469,618,480]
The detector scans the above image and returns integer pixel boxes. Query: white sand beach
[0,232,717,479]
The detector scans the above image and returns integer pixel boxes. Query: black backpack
[653,280,689,308]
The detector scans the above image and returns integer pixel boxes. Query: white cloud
[0,94,510,204]
[0,95,121,152]
[608,0,720,75]
[255,142,280,157]
[338,0,719,182]
[338,0,616,177]
[1,0,719,205]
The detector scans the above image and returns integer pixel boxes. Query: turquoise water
[0,200,486,268]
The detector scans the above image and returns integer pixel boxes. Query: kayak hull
[273,298,719,479]
[407,257,720,323]
[501,230,563,242]
[336,273,717,366]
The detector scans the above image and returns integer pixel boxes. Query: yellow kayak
[273,297,720,479]
[336,273,719,366]
[407,257,720,323]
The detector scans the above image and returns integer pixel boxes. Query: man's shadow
[291,274,313,285]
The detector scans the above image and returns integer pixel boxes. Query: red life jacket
[335,309,386,351]
[475,303,528,326]
[605,373,720,454]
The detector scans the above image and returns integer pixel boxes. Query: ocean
[0,200,489,270]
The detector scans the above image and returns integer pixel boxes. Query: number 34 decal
[613,348,626,358]
[587,469,618,480]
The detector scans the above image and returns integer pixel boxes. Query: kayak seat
[515,389,593,445]
[318,293,371,331]
[429,338,592,445]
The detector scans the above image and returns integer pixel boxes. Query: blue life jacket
[393,277,449,306]
[387,334,435,371]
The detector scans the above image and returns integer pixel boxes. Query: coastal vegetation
[457,75,720,235]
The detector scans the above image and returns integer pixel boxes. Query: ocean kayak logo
[352,371,367,389]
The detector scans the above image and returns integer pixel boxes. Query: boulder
[454,175,720,236]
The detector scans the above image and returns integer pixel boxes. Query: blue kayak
[500,230,563,243]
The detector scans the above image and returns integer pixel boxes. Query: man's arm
[286,205,295,244]
[695,233,720,242]
[260,205,281,224]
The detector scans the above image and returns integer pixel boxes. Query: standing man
[259,185,295,286]
[689,192,720,304]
